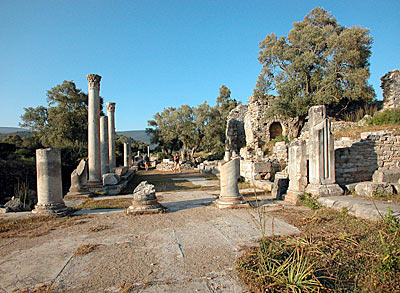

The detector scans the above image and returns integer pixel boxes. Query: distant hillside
[0,127,30,134]
[117,130,152,144]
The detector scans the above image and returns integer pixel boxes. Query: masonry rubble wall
[334,130,400,184]
[381,69,400,110]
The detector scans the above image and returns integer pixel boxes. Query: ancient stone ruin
[66,159,92,197]
[216,157,247,208]
[127,181,166,214]
[381,69,400,109]
[32,148,71,217]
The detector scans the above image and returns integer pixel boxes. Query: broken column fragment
[285,140,308,204]
[127,181,166,214]
[66,159,92,197]
[32,148,71,217]
[216,157,248,209]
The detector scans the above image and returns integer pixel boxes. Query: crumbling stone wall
[335,131,400,184]
[225,104,248,153]
[226,95,298,156]
[381,69,400,109]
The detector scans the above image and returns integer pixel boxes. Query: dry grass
[236,204,400,292]
[334,124,400,139]
[74,198,132,210]
[0,215,90,238]
[88,224,110,232]
[74,243,99,256]
[13,283,55,293]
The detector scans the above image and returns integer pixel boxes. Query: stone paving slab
[317,195,400,221]
[0,189,300,292]
[171,177,219,187]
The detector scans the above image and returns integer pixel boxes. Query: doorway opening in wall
[270,122,283,139]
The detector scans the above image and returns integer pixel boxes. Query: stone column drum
[216,157,247,208]
[285,140,308,204]
[124,142,130,167]
[32,148,71,217]
[87,74,102,187]
[106,102,116,170]
[100,116,110,176]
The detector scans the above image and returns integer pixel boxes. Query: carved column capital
[87,74,102,90]
[106,102,116,113]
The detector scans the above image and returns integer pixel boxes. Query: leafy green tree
[256,7,375,131]
[146,107,181,156]
[20,80,103,153]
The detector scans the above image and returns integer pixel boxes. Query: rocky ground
[0,169,300,292]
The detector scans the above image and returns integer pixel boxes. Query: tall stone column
[32,148,71,217]
[87,74,102,186]
[285,140,308,204]
[216,157,248,209]
[124,142,131,167]
[100,116,110,176]
[106,102,116,170]
[305,105,343,197]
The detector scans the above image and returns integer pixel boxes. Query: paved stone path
[0,185,299,292]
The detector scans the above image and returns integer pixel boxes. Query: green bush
[371,109,400,125]
[298,193,321,210]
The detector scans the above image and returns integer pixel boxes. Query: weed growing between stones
[297,193,321,210]
[236,206,400,291]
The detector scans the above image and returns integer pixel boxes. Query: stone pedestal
[124,142,131,168]
[272,172,289,200]
[100,116,110,176]
[65,159,92,198]
[127,181,166,214]
[216,157,248,209]
[305,105,343,197]
[32,148,71,217]
[106,102,116,170]
[87,74,102,187]
[285,140,308,204]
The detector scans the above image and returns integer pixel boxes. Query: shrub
[298,193,321,210]
[371,109,400,125]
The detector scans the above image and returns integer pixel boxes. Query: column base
[284,190,303,205]
[215,196,249,209]
[305,183,344,197]
[32,203,72,217]
[64,189,93,199]
[87,181,104,193]
[126,201,167,215]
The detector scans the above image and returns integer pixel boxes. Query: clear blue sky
[1,0,399,131]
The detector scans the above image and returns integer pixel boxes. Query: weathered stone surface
[113,166,128,176]
[123,142,131,168]
[32,148,71,217]
[272,172,289,200]
[216,158,247,209]
[355,181,395,197]
[225,104,248,153]
[106,102,116,170]
[305,105,343,197]
[87,74,102,186]
[335,130,400,184]
[372,169,400,183]
[127,181,166,214]
[286,140,307,204]
[381,69,400,109]
[4,197,30,212]
[102,173,120,186]
[317,196,400,221]
[66,159,92,197]
[100,116,110,176]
